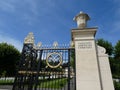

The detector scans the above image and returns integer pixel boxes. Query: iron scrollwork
[21,44,38,70]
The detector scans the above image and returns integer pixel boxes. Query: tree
[114,81,120,90]
[114,40,120,59]
[0,43,21,77]
[97,38,113,56]
[113,40,120,78]
[109,57,120,78]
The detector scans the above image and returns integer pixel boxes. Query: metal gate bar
[12,44,76,90]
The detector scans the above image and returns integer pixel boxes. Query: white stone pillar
[71,11,115,90]
[97,46,115,90]
[72,28,102,90]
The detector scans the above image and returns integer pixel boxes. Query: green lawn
[38,78,68,89]
[0,78,68,89]
[0,80,14,85]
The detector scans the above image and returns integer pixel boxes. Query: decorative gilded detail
[37,42,42,47]
[24,32,34,44]
[46,52,62,68]
[70,41,74,47]
[53,41,58,48]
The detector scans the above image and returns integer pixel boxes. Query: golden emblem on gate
[46,52,62,68]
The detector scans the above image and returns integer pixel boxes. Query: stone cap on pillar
[73,11,90,28]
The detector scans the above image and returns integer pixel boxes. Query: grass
[39,78,68,89]
[0,80,14,85]
[0,77,68,89]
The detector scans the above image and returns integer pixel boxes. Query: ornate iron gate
[12,33,76,90]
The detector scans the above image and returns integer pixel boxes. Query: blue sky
[0,0,120,51]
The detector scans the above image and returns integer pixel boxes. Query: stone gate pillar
[71,11,114,90]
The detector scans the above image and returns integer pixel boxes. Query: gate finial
[37,42,42,48]
[24,32,34,44]
[53,41,58,48]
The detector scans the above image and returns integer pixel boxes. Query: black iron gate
[12,43,76,90]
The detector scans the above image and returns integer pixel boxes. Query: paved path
[0,85,12,90]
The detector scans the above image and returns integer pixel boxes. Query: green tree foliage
[97,38,113,56]
[109,57,120,78]
[0,43,21,77]
[114,40,120,59]
[112,40,120,78]
[114,81,120,90]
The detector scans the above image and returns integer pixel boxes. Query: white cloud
[0,32,23,51]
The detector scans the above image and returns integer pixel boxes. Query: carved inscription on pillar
[78,42,92,49]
